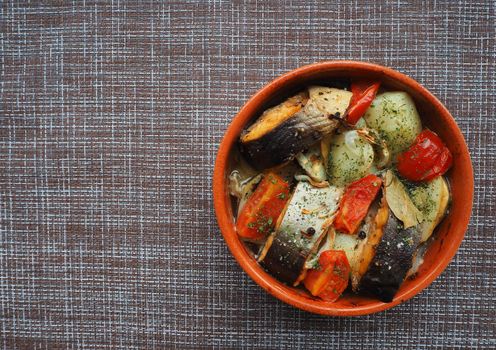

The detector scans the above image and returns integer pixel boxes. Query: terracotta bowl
[213,61,473,316]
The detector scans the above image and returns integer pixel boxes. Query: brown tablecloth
[1,1,495,349]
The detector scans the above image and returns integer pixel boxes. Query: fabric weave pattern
[1,1,494,349]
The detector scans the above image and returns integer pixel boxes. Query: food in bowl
[228,80,452,303]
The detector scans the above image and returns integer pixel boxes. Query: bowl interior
[214,62,473,316]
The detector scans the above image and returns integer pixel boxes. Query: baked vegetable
[364,92,422,156]
[384,170,424,229]
[357,128,391,169]
[334,174,383,234]
[326,130,375,186]
[258,181,342,285]
[303,250,350,302]
[409,176,450,242]
[241,88,352,169]
[236,172,289,241]
[346,80,381,124]
[308,86,353,116]
[396,129,453,182]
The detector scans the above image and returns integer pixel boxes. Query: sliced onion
[344,130,362,156]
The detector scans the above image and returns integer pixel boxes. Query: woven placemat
[1,1,495,349]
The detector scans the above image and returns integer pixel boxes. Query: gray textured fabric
[1,1,495,349]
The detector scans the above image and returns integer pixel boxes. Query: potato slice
[364,92,422,156]
[308,86,352,116]
[410,176,450,242]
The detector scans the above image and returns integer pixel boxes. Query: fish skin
[359,212,421,303]
[241,101,339,169]
[259,229,311,285]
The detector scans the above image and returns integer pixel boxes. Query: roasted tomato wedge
[303,250,351,302]
[346,80,381,124]
[235,172,289,241]
[333,174,383,234]
[396,129,453,182]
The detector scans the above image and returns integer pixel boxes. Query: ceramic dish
[213,61,473,316]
